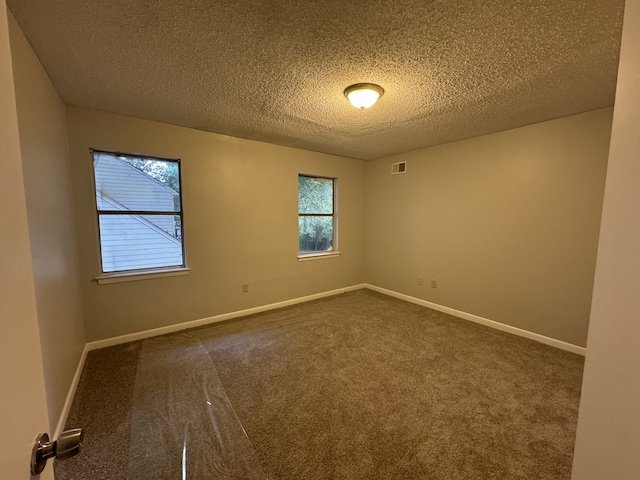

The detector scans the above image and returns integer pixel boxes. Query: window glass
[93,150,185,273]
[298,175,335,254]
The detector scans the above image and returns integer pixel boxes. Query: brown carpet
[56,289,584,479]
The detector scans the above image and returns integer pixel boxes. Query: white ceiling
[8,0,624,160]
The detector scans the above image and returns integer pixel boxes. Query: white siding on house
[93,152,183,272]
[94,152,178,213]
[99,214,182,272]
[95,153,178,236]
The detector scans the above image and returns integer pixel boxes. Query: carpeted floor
[56,289,584,479]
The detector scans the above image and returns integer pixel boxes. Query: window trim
[91,149,188,278]
[297,252,341,261]
[95,267,190,285]
[298,174,338,259]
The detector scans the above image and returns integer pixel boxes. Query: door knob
[31,428,83,475]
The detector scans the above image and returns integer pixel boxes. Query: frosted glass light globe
[344,83,384,109]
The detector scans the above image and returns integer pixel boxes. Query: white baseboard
[54,343,90,438]
[55,284,366,434]
[87,284,368,351]
[85,280,584,356]
[365,284,586,356]
[58,282,583,435]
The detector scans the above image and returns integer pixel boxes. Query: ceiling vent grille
[391,161,407,175]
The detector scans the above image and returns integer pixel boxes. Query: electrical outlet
[431,280,438,289]
[242,284,249,293]
[417,276,424,286]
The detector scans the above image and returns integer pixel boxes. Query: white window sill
[297,251,341,261]
[95,267,190,285]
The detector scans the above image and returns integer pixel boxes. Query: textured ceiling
[8,0,624,160]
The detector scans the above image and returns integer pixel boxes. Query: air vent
[391,161,407,175]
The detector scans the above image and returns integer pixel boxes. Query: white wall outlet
[242,283,249,293]
[431,279,438,289]
[417,276,424,286]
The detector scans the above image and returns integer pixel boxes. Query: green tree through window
[298,175,335,254]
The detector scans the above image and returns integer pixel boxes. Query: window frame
[91,149,188,282]
[297,174,339,260]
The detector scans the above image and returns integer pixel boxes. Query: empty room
[2,1,640,479]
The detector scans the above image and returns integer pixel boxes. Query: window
[92,150,186,275]
[298,175,336,256]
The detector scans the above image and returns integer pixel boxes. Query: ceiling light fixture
[344,83,384,109]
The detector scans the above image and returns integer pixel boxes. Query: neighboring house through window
[298,174,336,255]
[92,150,185,274]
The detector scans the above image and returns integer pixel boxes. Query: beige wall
[66,107,366,341]
[68,106,611,346]
[572,0,640,477]
[0,3,52,478]
[8,11,86,432]
[365,109,612,347]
